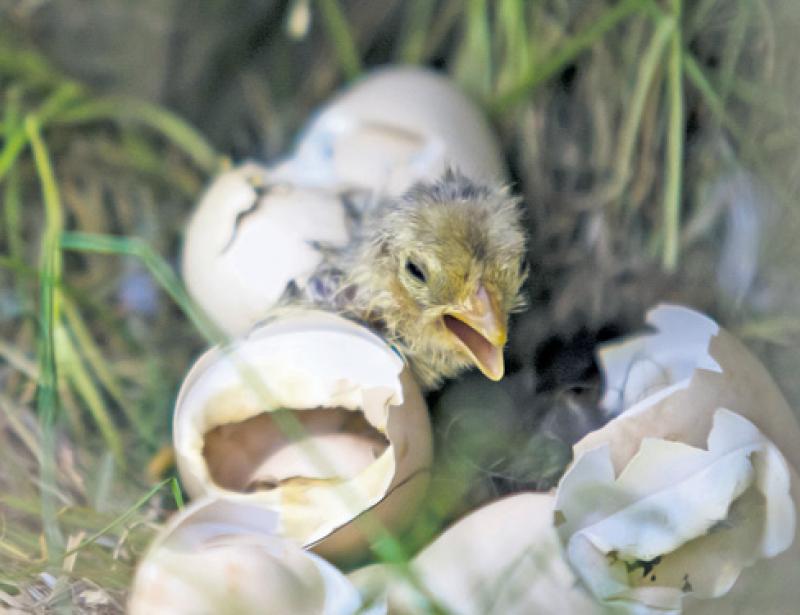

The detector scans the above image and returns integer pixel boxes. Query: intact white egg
[284,66,508,196]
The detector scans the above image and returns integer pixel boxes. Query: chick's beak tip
[443,284,507,380]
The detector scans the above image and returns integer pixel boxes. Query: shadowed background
[1,0,799,611]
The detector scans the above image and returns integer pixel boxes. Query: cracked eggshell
[173,311,432,564]
[128,498,364,615]
[350,493,601,615]
[556,304,800,614]
[585,303,800,473]
[284,66,507,196]
[181,163,350,336]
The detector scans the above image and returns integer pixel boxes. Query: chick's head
[351,170,527,388]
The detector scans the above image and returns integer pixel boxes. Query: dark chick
[300,168,528,390]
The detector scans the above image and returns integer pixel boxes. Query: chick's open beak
[442,285,507,381]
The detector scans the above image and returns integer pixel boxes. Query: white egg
[284,66,507,196]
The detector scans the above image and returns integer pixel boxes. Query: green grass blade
[59,232,224,344]
[26,115,65,563]
[455,0,493,99]
[169,477,184,509]
[496,0,532,91]
[315,0,362,80]
[61,478,171,560]
[3,87,24,266]
[493,0,649,110]
[661,0,684,271]
[55,324,125,468]
[0,83,85,185]
[54,97,222,174]
[61,295,156,445]
[614,14,674,204]
[397,0,436,64]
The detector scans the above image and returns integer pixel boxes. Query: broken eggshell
[181,162,351,336]
[128,498,367,615]
[280,66,508,196]
[350,493,602,615]
[173,311,432,563]
[555,304,800,613]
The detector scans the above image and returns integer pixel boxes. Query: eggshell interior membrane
[173,311,432,561]
[284,66,508,196]
[202,407,389,492]
[181,163,350,336]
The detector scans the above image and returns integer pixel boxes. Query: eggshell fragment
[181,163,350,336]
[285,66,508,196]
[128,498,365,615]
[349,493,601,615]
[173,311,432,563]
[590,304,800,472]
[557,304,800,614]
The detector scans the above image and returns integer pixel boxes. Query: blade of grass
[493,0,649,110]
[59,232,224,344]
[0,393,42,463]
[661,0,684,271]
[61,478,171,560]
[169,477,184,509]
[496,0,532,92]
[0,83,83,185]
[315,0,362,80]
[55,325,125,468]
[716,0,752,103]
[53,97,222,174]
[396,0,436,64]
[61,295,156,445]
[0,40,69,89]
[26,115,65,563]
[3,87,24,268]
[613,14,674,206]
[454,0,492,99]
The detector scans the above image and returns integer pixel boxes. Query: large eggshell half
[181,163,350,336]
[561,304,800,614]
[349,493,601,615]
[173,311,432,563]
[128,498,365,615]
[282,66,507,196]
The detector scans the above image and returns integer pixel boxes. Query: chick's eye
[405,259,426,283]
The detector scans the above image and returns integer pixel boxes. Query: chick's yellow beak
[442,285,507,381]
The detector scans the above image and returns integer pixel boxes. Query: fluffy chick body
[296,169,527,390]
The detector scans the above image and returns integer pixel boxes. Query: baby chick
[301,168,528,390]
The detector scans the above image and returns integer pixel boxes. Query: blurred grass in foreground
[1,0,800,612]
